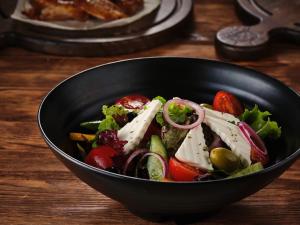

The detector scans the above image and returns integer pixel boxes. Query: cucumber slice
[147,135,168,181]
[80,120,102,131]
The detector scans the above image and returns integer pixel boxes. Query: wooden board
[215,0,300,60]
[0,0,193,56]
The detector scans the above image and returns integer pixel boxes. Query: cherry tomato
[85,145,118,169]
[116,95,150,109]
[169,157,203,181]
[251,148,269,166]
[212,91,244,116]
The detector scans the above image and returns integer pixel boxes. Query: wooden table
[1,0,299,224]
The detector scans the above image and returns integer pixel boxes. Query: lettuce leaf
[228,162,263,178]
[98,115,120,132]
[240,105,281,139]
[153,96,167,104]
[102,104,127,117]
[155,111,165,127]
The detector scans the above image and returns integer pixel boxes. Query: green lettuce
[153,96,167,127]
[153,96,167,104]
[168,102,192,124]
[102,104,127,117]
[155,111,165,127]
[240,105,281,139]
[229,162,263,178]
[98,115,120,132]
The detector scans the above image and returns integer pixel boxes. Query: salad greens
[229,162,263,178]
[240,105,281,139]
[102,104,127,118]
[155,111,165,127]
[98,115,120,132]
[153,96,167,104]
[70,92,282,182]
[168,102,192,124]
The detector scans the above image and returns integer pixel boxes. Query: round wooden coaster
[0,0,193,56]
[215,0,300,60]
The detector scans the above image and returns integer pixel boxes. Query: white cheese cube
[204,115,251,166]
[175,125,213,171]
[118,100,162,154]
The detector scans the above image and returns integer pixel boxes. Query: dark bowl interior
[38,57,300,221]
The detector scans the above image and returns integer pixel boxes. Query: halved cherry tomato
[85,145,118,169]
[251,148,269,166]
[213,91,244,116]
[116,95,150,109]
[169,157,203,181]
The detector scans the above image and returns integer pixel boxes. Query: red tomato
[212,91,244,116]
[85,145,118,169]
[251,148,269,166]
[169,157,202,181]
[116,95,150,109]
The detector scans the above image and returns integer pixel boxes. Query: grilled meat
[24,0,88,21]
[23,0,144,21]
[113,0,144,15]
[77,0,127,21]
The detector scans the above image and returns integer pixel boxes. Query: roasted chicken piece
[77,0,127,21]
[24,0,144,21]
[24,0,88,21]
[113,0,144,16]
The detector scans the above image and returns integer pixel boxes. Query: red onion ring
[238,122,269,165]
[136,152,168,178]
[163,98,205,130]
[123,149,148,175]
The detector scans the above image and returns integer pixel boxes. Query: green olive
[210,147,240,174]
[200,103,213,109]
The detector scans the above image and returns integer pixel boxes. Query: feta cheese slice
[118,100,162,154]
[175,125,213,170]
[204,115,251,166]
[203,107,240,124]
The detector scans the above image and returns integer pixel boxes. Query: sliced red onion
[197,173,212,181]
[238,122,269,165]
[123,149,148,175]
[163,98,205,130]
[136,152,168,178]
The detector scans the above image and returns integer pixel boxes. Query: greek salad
[70,91,281,181]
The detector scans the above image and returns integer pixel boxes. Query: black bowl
[38,57,300,221]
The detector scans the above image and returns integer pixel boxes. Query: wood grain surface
[0,0,299,224]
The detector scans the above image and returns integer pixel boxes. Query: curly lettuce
[102,104,127,117]
[240,105,281,139]
[98,115,120,132]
